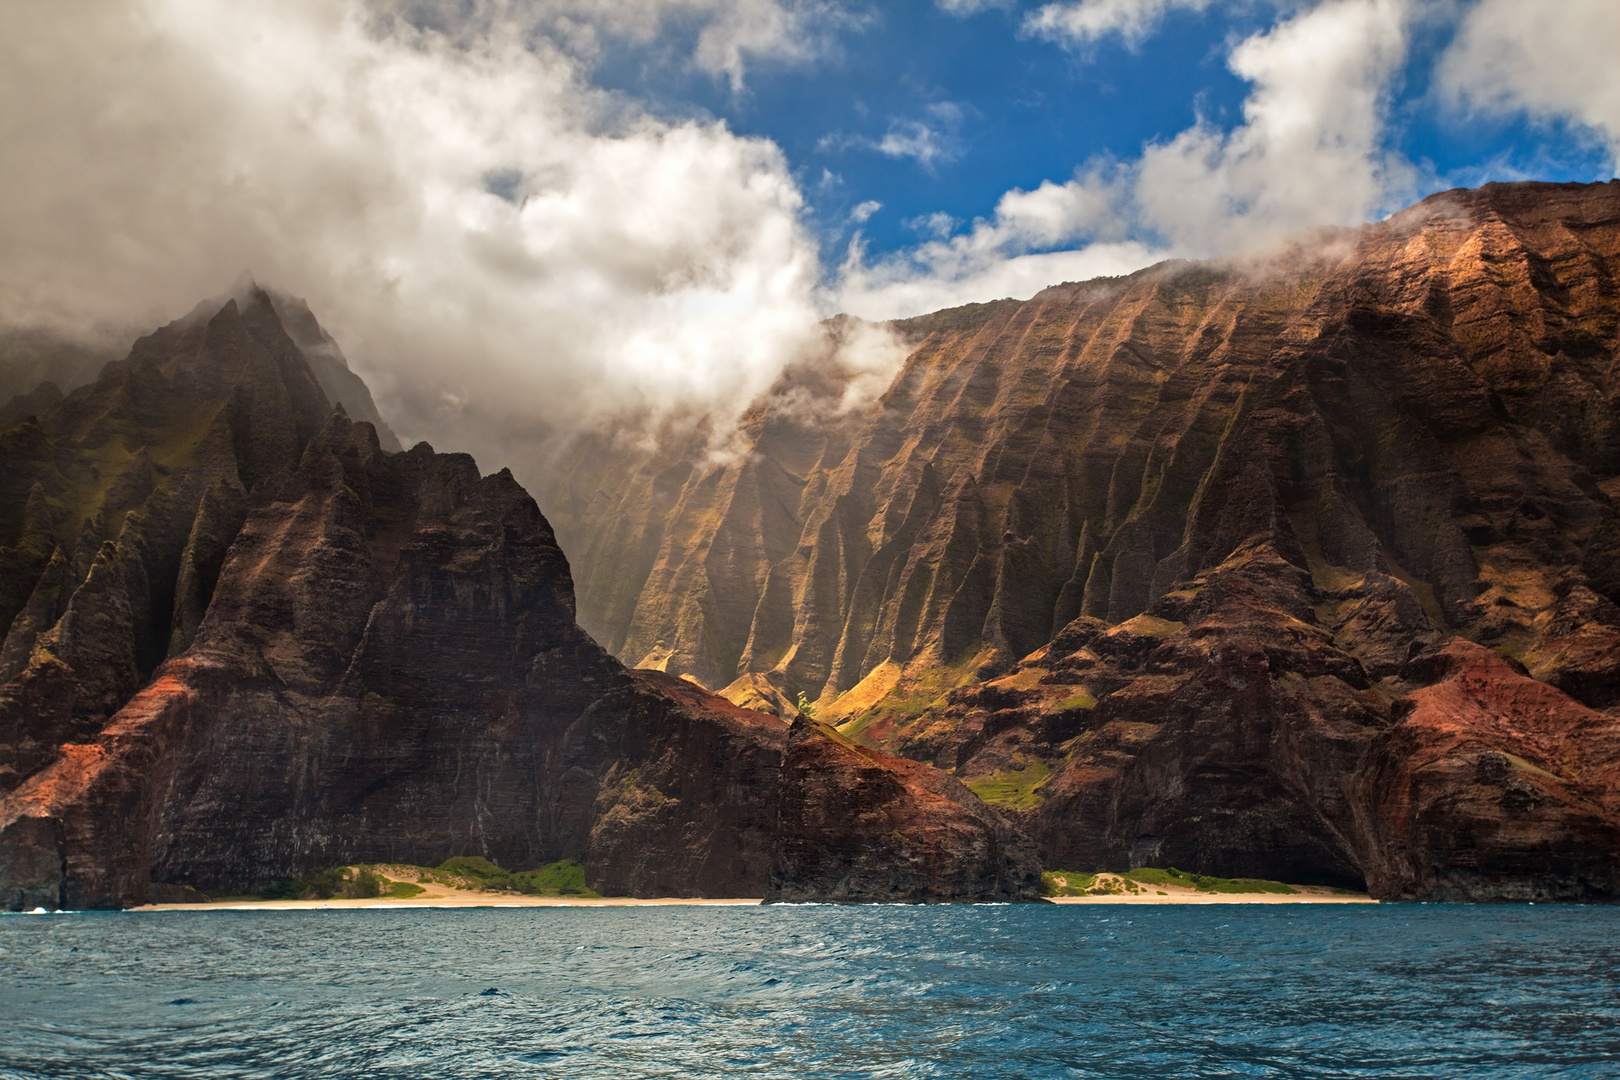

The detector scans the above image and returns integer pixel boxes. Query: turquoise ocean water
[2,904,1617,1078]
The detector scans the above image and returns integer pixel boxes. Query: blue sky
[4,0,1617,458]
[591,1,1616,271]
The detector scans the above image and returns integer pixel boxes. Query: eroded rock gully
[541,181,1620,901]
[0,293,1034,908]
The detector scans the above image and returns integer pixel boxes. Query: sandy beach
[1046,885,1376,905]
[135,890,764,912]
[135,896,766,911]
[133,880,1375,910]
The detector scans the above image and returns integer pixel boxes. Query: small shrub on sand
[437,856,510,888]
[351,868,381,899]
[510,860,599,898]
[1040,870,1098,897]
[1039,866,1298,897]
[1125,867,1296,894]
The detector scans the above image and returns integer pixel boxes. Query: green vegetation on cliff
[435,856,600,897]
[966,756,1052,810]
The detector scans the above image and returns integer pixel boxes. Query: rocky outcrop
[540,180,1620,901]
[0,298,1035,908]
[873,540,1620,901]
[1358,641,1620,901]
[541,181,1620,716]
[0,411,791,906]
[0,288,334,791]
[896,542,1382,890]
[767,715,1043,903]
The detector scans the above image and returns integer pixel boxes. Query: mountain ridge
[537,179,1620,900]
[0,287,1041,909]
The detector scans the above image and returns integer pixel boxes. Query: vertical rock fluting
[542,181,1620,716]
[0,288,333,791]
[540,181,1620,900]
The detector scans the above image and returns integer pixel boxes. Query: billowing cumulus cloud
[3,0,1601,474]
[1438,0,1620,170]
[841,0,1414,318]
[1132,0,1411,255]
[0,0,857,473]
[386,0,851,88]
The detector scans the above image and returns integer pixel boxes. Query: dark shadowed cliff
[0,291,1037,909]
[539,181,1620,901]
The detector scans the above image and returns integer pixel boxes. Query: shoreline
[129,885,1377,911]
[1046,889,1376,905]
[133,895,765,911]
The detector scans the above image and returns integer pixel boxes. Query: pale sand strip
[136,895,764,911]
[136,885,1375,910]
[132,866,1375,911]
[1048,885,1376,904]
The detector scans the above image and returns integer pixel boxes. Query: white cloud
[848,200,883,223]
[841,0,1414,317]
[390,0,849,89]
[906,212,960,239]
[1025,0,1218,47]
[837,240,1161,321]
[936,0,1013,14]
[877,121,955,165]
[836,169,1158,319]
[1438,0,1620,171]
[0,0,833,472]
[1132,0,1412,255]
[824,102,966,169]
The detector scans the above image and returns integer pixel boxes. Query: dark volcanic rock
[0,302,1039,908]
[895,540,1620,900]
[539,180,1620,901]
[1358,641,1620,901]
[767,715,1043,903]
[941,542,1383,891]
[0,412,793,906]
[0,287,340,791]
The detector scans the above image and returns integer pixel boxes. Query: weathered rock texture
[768,714,1043,902]
[546,181,1620,708]
[0,294,1034,908]
[0,411,797,906]
[541,181,1620,900]
[0,288,334,792]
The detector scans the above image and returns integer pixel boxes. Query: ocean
[2,904,1616,1078]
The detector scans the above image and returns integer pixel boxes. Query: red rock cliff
[539,181,1620,900]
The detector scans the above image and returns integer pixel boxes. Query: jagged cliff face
[545,181,1620,709]
[0,293,1034,909]
[0,290,334,791]
[0,288,401,794]
[544,180,1620,709]
[0,411,794,906]
[541,181,1620,899]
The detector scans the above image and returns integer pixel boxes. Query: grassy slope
[1042,867,1299,897]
